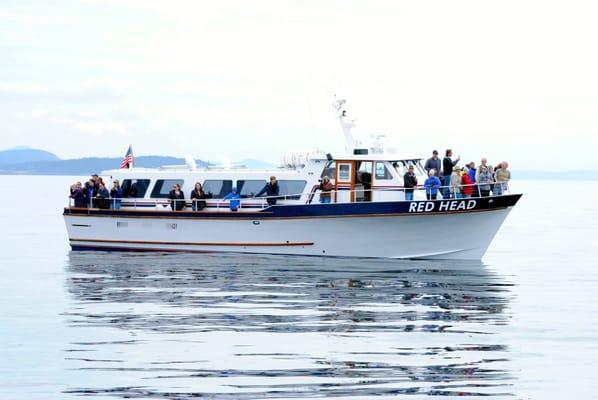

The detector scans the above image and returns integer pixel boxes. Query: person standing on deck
[403,165,418,201]
[255,176,280,205]
[319,176,333,203]
[110,180,123,209]
[424,150,441,177]
[494,162,511,196]
[224,187,241,211]
[477,166,494,197]
[424,169,441,200]
[461,166,474,198]
[442,149,460,198]
[168,184,186,211]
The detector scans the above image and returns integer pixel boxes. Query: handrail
[67,181,511,210]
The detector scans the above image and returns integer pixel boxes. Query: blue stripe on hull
[65,194,522,219]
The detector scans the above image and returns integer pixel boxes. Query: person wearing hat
[224,187,241,211]
[449,165,462,198]
[255,175,280,205]
[424,150,441,177]
[403,165,418,201]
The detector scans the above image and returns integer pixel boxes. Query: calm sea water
[0,176,596,399]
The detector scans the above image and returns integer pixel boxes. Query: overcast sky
[1,0,597,169]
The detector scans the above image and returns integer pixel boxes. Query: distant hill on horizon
[0,147,211,175]
[0,147,60,165]
[0,147,596,179]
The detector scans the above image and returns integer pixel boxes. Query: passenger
[70,182,86,208]
[424,150,441,177]
[224,187,241,211]
[255,176,280,205]
[84,179,96,207]
[477,165,494,197]
[168,183,186,211]
[319,175,333,203]
[494,161,511,196]
[190,182,208,211]
[460,166,474,198]
[110,179,123,209]
[424,169,441,200]
[467,162,476,182]
[94,182,110,209]
[442,149,460,198]
[476,157,493,180]
[403,165,418,201]
[466,162,479,197]
[450,166,462,198]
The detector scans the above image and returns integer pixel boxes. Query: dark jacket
[424,157,441,175]
[110,187,123,198]
[403,172,418,191]
[190,189,208,210]
[442,157,458,176]
[70,188,86,208]
[190,189,208,200]
[168,190,185,210]
[256,182,280,205]
[96,187,109,199]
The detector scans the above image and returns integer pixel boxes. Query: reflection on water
[63,252,514,398]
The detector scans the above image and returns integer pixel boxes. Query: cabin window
[321,160,336,179]
[121,179,151,198]
[150,179,185,198]
[277,180,306,200]
[237,180,266,198]
[375,162,392,180]
[202,179,233,198]
[338,164,351,181]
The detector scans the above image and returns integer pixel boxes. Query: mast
[333,98,358,153]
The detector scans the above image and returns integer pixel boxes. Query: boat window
[357,161,372,174]
[150,179,185,198]
[338,164,351,181]
[237,180,266,198]
[277,180,306,200]
[321,160,336,179]
[121,179,151,198]
[375,162,392,180]
[202,179,233,198]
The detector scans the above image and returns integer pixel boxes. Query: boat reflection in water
[64,252,514,398]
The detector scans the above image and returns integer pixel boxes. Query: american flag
[120,145,134,169]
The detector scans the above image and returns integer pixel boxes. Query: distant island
[0,146,595,179]
[0,147,275,175]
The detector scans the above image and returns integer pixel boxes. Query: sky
[1,0,597,169]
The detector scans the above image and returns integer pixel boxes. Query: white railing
[67,182,511,210]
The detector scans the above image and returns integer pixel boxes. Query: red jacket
[461,174,473,196]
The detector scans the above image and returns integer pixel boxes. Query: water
[0,176,597,399]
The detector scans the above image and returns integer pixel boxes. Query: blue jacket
[424,176,441,195]
[468,167,476,183]
[224,192,240,210]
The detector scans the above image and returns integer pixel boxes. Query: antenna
[333,97,357,152]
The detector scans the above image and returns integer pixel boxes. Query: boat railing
[67,181,511,210]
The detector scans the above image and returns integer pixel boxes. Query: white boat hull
[64,206,513,260]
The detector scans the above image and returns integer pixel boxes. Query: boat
[63,99,521,259]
